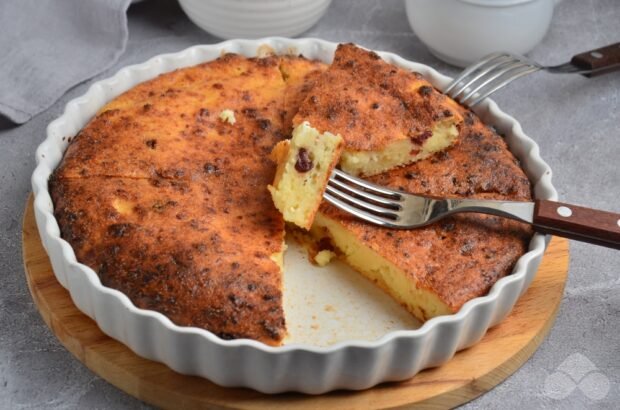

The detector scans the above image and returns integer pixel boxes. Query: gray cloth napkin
[0,0,131,124]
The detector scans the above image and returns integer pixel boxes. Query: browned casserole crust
[50,176,285,343]
[279,55,327,130]
[56,54,288,180]
[293,43,462,153]
[316,107,533,316]
[50,54,305,345]
[51,47,533,343]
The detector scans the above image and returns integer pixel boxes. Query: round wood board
[22,195,569,409]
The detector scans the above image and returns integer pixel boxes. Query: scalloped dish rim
[31,38,557,365]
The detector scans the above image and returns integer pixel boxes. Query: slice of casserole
[294,43,463,177]
[308,109,533,321]
[51,54,297,346]
[271,43,463,229]
[268,122,344,230]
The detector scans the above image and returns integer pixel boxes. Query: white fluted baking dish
[31,38,557,394]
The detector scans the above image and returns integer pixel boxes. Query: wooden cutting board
[22,195,569,409]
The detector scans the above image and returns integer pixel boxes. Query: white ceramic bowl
[405,0,559,67]
[32,38,557,394]
[178,0,332,39]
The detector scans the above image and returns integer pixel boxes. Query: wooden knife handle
[570,42,620,77]
[533,199,620,249]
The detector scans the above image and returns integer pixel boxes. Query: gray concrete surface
[1,0,618,408]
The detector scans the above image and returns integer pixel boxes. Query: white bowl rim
[32,37,558,355]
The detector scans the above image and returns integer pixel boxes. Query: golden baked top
[279,55,328,131]
[50,176,285,343]
[50,53,317,345]
[50,46,534,343]
[293,43,463,152]
[57,54,288,180]
[318,106,533,313]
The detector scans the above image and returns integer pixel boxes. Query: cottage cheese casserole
[34,39,556,393]
[49,43,535,346]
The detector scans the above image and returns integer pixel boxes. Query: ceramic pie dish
[31,38,557,394]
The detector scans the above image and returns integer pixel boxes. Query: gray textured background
[1,0,618,408]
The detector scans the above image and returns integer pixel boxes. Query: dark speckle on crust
[242,108,258,118]
[464,111,475,126]
[326,105,338,120]
[257,119,271,130]
[260,320,282,340]
[418,85,433,96]
[203,162,222,176]
[107,223,133,238]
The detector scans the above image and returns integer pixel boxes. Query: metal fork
[444,42,620,107]
[324,169,620,249]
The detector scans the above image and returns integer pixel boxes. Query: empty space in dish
[283,242,419,346]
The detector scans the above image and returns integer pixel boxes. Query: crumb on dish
[219,109,236,124]
[314,249,337,266]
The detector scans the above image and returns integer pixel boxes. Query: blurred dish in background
[179,0,332,39]
[405,0,560,67]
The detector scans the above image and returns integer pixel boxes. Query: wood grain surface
[22,195,570,409]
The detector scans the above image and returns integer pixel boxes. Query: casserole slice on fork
[269,43,463,229]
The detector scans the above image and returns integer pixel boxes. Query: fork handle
[570,42,620,77]
[533,200,620,249]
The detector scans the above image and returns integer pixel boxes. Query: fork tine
[460,61,533,105]
[323,192,396,227]
[449,55,517,100]
[325,185,400,217]
[468,65,540,107]
[332,169,402,199]
[444,52,508,95]
[328,177,402,209]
